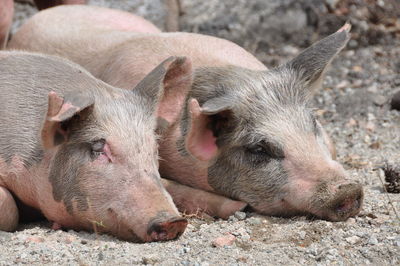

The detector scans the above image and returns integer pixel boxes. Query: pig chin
[249,200,307,218]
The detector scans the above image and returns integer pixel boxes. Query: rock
[299,231,307,240]
[346,218,356,224]
[394,237,400,247]
[247,217,262,225]
[228,216,239,223]
[234,211,246,221]
[64,235,75,244]
[368,236,379,245]
[25,236,45,243]
[345,236,361,244]
[373,95,387,106]
[346,118,358,127]
[212,233,236,247]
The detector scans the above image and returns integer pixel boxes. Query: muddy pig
[0,0,86,49]
[0,51,192,242]
[9,5,364,221]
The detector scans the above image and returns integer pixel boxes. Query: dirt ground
[1,1,399,265]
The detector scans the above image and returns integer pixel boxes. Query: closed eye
[247,141,285,160]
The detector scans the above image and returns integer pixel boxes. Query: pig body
[0,0,86,48]
[0,51,190,242]
[0,0,13,49]
[9,5,363,221]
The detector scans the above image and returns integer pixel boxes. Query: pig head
[161,24,363,221]
[0,52,187,241]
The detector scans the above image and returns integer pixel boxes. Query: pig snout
[147,216,188,241]
[320,182,363,221]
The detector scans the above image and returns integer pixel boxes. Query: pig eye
[311,113,319,134]
[247,142,284,160]
[91,139,106,156]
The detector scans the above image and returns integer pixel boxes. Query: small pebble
[212,234,236,247]
[234,211,246,221]
[368,236,379,245]
[247,217,262,225]
[346,236,360,244]
[373,95,386,106]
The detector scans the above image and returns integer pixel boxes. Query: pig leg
[33,0,87,10]
[165,0,181,32]
[161,178,247,219]
[0,187,19,231]
[0,0,13,49]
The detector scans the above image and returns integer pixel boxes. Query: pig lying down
[9,5,364,221]
[0,51,191,242]
[0,0,86,49]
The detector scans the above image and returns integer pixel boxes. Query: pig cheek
[280,159,317,210]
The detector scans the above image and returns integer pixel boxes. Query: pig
[0,0,86,49]
[9,5,364,221]
[0,50,191,242]
[0,0,13,49]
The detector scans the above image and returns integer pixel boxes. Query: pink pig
[9,5,363,221]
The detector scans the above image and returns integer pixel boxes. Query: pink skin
[1,153,79,229]
[7,6,358,220]
[162,179,247,219]
[0,87,187,241]
[0,0,88,49]
[0,0,13,49]
[0,140,187,241]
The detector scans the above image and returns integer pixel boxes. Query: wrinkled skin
[9,5,363,221]
[0,51,188,242]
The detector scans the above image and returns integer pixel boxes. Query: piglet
[0,51,187,242]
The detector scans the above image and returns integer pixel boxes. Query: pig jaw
[102,172,187,242]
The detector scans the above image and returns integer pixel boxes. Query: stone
[234,211,246,221]
[373,95,387,106]
[345,236,360,244]
[212,233,236,247]
[368,236,379,245]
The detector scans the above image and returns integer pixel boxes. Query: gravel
[2,1,399,265]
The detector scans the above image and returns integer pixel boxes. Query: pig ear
[41,91,94,149]
[133,56,192,130]
[285,23,351,93]
[185,98,232,161]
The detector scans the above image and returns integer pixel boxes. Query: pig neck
[159,121,214,192]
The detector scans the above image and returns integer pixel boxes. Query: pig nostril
[336,198,356,213]
[147,217,188,241]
